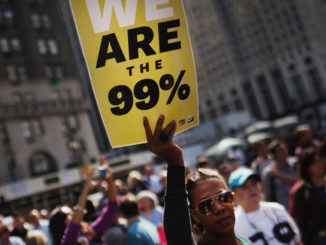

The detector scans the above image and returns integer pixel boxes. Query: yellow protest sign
[69,0,198,148]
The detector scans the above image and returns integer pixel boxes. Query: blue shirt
[125,218,159,245]
[140,206,163,227]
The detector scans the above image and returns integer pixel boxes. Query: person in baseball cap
[228,167,302,244]
[228,168,260,191]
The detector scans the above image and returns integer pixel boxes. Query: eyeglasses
[193,191,234,215]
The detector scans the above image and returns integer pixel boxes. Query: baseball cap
[228,168,260,191]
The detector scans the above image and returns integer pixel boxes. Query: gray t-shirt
[262,158,297,209]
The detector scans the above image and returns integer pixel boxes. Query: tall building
[0,0,113,214]
[183,0,326,128]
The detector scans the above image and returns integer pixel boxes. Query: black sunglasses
[193,191,234,215]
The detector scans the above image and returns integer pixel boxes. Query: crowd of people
[0,115,325,245]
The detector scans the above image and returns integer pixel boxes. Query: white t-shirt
[234,201,301,245]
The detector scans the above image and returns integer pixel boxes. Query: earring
[193,223,205,236]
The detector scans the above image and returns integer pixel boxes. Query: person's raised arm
[60,169,97,245]
[72,169,97,225]
[90,163,118,238]
[143,115,195,245]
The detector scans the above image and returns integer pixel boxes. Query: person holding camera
[49,162,118,245]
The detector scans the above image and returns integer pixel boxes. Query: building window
[31,13,52,30]
[200,113,206,123]
[270,69,291,110]
[29,151,57,177]
[209,109,217,119]
[62,115,79,135]
[242,81,262,119]
[4,10,14,26]
[230,88,238,96]
[291,75,307,105]
[53,89,72,101]
[0,38,10,53]
[257,75,277,117]
[4,149,16,180]
[48,39,59,55]
[37,39,48,55]
[22,121,34,142]
[31,14,41,29]
[37,38,59,55]
[218,94,225,102]
[6,65,28,83]
[6,65,17,82]
[67,138,86,153]
[44,65,64,80]
[21,119,44,143]
[220,104,230,115]
[0,37,22,54]
[17,67,28,82]
[41,14,52,30]
[307,68,324,100]
[234,99,244,111]
[206,99,212,107]
[11,38,21,52]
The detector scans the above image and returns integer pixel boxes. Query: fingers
[143,115,177,144]
[154,114,164,138]
[143,116,154,144]
[168,120,177,142]
[163,120,176,142]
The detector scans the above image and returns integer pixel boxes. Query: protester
[136,190,163,227]
[262,140,298,209]
[49,163,118,245]
[25,230,47,245]
[104,216,126,245]
[119,194,159,245]
[294,124,319,156]
[0,224,25,245]
[250,141,273,177]
[11,214,28,241]
[39,211,48,221]
[195,156,211,169]
[143,115,251,245]
[157,169,167,207]
[225,154,240,172]
[228,146,245,166]
[114,179,128,196]
[127,170,147,194]
[143,164,163,194]
[292,148,326,245]
[216,163,231,184]
[229,168,301,245]
[28,210,51,245]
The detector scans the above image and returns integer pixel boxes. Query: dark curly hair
[186,168,226,208]
[49,206,71,245]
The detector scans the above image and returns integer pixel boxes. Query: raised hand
[143,114,183,166]
[85,168,98,192]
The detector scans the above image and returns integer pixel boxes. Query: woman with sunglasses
[143,115,251,245]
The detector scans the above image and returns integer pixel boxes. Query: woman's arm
[90,165,118,237]
[60,169,97,245]
[143,115,195,245]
